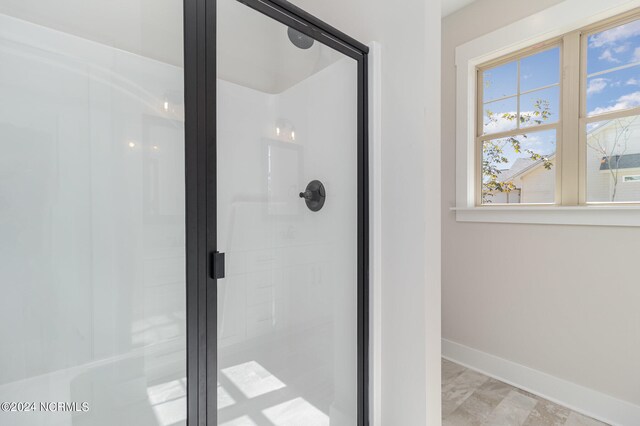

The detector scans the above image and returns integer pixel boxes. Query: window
[479,47,560,204]
[583,17,640,204]
[476,10,640,206]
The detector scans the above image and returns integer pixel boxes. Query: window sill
[451,205,640,227]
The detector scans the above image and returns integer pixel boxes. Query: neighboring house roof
[587,120,612,135]
[498,154,555,183]
[600,153,640,170]
[497,158,536,182]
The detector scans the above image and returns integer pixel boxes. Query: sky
[482,18,640,171]
[482,47,559,168]
[586,20,640,115]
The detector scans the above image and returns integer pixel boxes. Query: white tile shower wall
[216,56,357,352]
[216,56,359,424]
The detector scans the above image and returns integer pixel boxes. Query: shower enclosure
[0,0,368,424]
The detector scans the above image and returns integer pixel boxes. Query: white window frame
[454,0,640,226]
[476,41,563,207]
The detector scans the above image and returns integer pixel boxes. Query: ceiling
[442,0,477,17]
[0,0,184,67]
[0,0,347,93]
[0,0,477,70]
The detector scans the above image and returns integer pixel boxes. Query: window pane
[586,116,640,202]
[483,61,517,102]
[586,65,640,116]
[483,97,517,134]
[482,130,556,204]
[587,19,640,75]
[520,85,560,128]
[520,47,560,92]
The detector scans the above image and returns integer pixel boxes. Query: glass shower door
[216,0,360,425]
[0,2,186,425]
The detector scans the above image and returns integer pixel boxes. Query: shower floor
[217,324,338,426]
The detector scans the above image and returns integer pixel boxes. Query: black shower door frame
[184,0,369,424]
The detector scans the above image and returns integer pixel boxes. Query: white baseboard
[442,338,640,426]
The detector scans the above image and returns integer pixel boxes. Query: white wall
[443,0,640,412]
[286,0,442,424]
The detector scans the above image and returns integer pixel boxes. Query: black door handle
[210,252,225,279]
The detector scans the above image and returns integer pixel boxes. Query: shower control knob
[299,190,313,200]
[299,180,326,212]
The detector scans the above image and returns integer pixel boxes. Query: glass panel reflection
[0,3,186,425]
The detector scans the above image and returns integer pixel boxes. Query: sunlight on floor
[219,360,330,426]
[218,380,236,409]
[222,361,286,399]
[147,378,187,426]
[262,397,329,426]
[220,415,258,426]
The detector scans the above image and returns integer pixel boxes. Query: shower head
[287,27,314,49]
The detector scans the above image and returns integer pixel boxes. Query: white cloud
[614,45,629,53]
[599,49,620,63]
[484,111,517,134]
[587,78,609,95]
[627,78,640,86]
[590,20,640,47]
[633,47,640,63]
[484,110,542,135]
[589,90,640,115]
[525,135,543,147]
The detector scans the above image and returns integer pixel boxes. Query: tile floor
[442,359,610,426]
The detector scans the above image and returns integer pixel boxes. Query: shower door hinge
[210,251,225,280]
